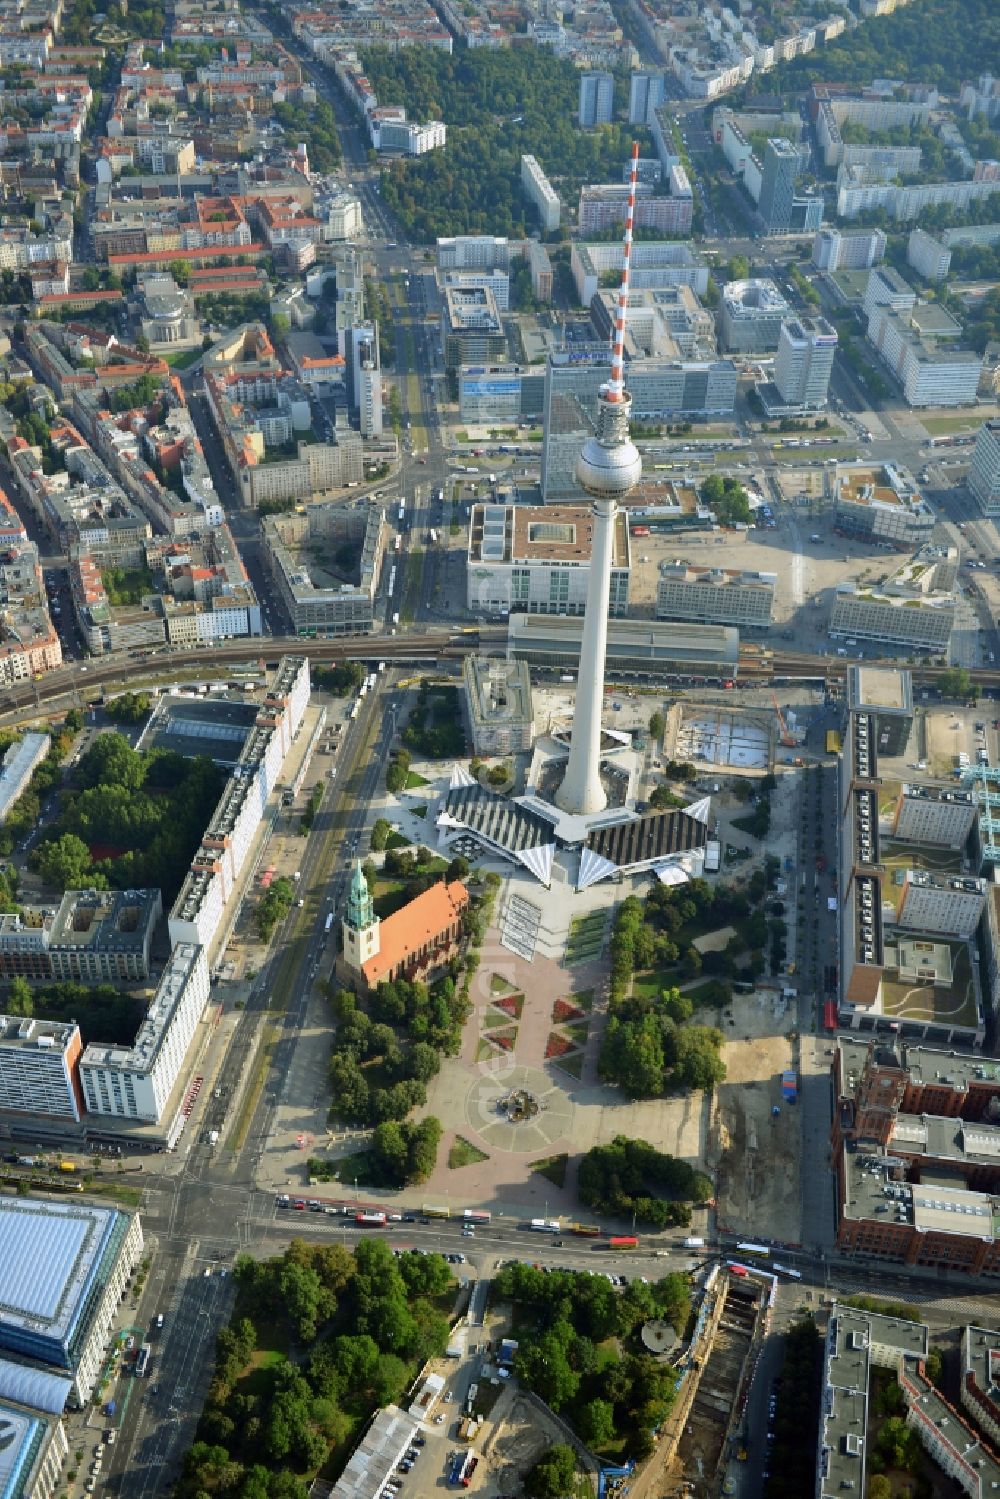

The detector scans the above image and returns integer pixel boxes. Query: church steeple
[346,859,374,930]
[342,860,379,978]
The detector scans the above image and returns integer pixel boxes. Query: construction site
[665,702,778,775]
[632,1264,769,1499]
[708,954,805,1242]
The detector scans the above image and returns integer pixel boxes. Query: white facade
[439,268,510,313]
[437,236,511,271]
[812,227,886,271]
[0,1017,82,1122]
[969,421,1000,517]
[79,943,210,1123]
[521,155,560,232]
[0,733,50,824]
[907,228,952,282]
[774,316,837,407]
[895,875,987,940]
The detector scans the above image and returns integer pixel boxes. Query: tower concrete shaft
[554,492,616,815]
[554,142,642,819]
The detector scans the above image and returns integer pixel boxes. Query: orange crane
[772,692,796,748]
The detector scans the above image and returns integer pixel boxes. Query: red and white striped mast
[605,139,640,405]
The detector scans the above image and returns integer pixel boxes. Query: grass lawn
[448,1136,489,1170]
[482,1013,515,1032]
[490,972,514,994]
[921,412,986,435]
[404,770,430,789]
[565,944,603,966]
[162,347,203,370]
[554,1052,585,1079]
[632,969,676,1000]
[563,1020,590,1046]
[385,830,411,850]
[475,1037,495,1062]
[81,1181,143,1208]
[572,988,594,1012]
[531,1153,568,1189]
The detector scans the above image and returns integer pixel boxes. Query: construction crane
[772,692,796,748]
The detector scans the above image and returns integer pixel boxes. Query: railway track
[4,632,996,725]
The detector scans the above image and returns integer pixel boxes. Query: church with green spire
[341,860,380,975]
[336,857,470,994]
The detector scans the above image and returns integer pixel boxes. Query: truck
[354,1211,387,1227]
[59,1161,77,1174]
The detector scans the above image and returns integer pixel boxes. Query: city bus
[135,1345,151,1377]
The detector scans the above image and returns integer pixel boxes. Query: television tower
[555,143,643,818]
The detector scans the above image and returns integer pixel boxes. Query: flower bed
[552,998,584,1023]
[493,992,524,1019]
[489,1026,517,1052]
[545,1031,574,1059]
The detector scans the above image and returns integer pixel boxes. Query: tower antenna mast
[606,139,640,405]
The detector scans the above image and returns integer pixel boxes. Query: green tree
[36,833,100,891]
[7,976,33,1016]
[648,710,665,740]
[525,1445,577,1499]
[515,1327,579,1410]
[938,665,974,700]
[577,1397,616,1448]
[370,818,392,852]
[672,1025,726,1091]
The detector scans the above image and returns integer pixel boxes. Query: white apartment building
[571,241,710,304]
[656,564,775,627]
[439,267,510,313]
[79,942,210,1127]
[968,420,1000,517]
[907,228,952,283]
[375,118,446,155]
[830,583,954,651]
[863,266,916,322]
[895,872,987,941]
[436,236,511,271]
[891,785,976,851]
[0,1016,83,1122]
[719,279,790,353]
[521,155,560,232]
[466,502,631,618]
[811,227,886,272]
[832,464,935,546]
[0,734,50,824]
[867,304,983,408]
[774,315,837,407]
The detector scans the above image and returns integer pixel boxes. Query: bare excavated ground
[709,992,802,1245]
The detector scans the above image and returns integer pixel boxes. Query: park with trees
[492,1260,687,1461]
[28,732,223,902]
[357,46,649,242]
[769,0,997,94]
[577,1136,713,1230]
[175,1239,454,1499]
